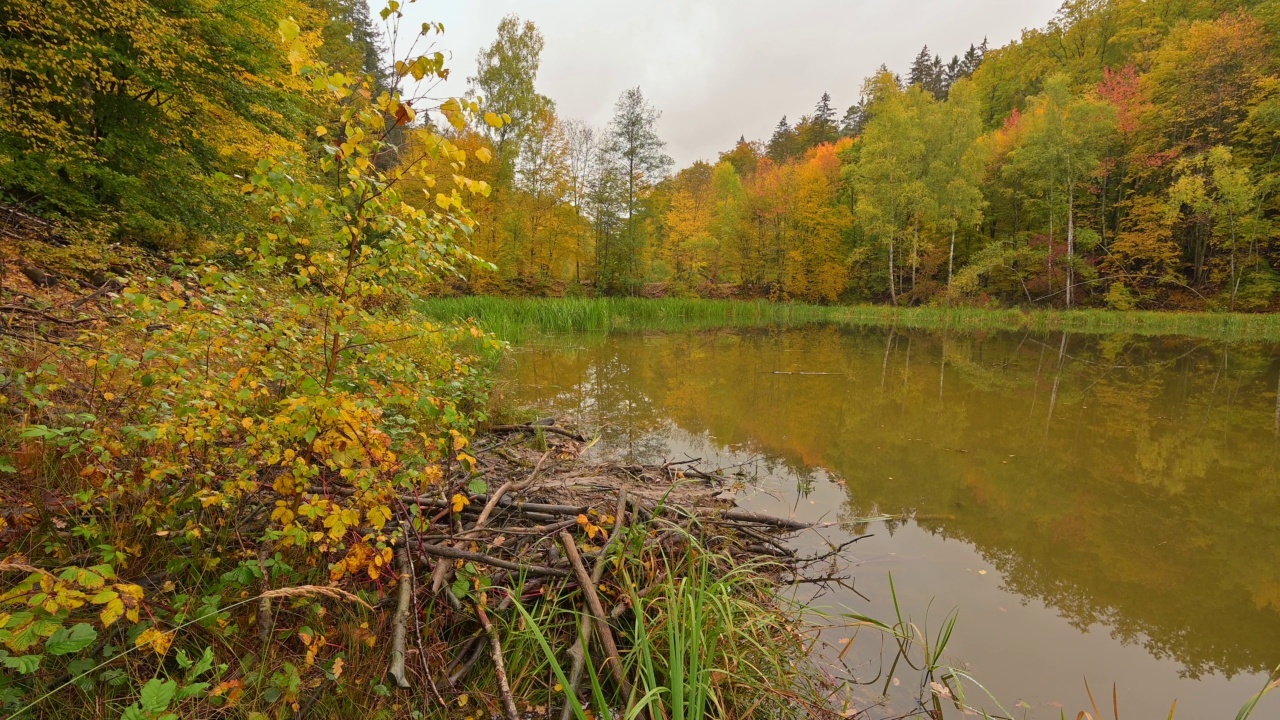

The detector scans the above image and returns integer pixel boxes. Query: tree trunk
[1229,213,1239,312]
[947,223,956,294]
[888,236,898,306]
[1047,188,1055,300]
[880,327,896,390]
[1046,332,1069,436]
[910,219,919,300]
[1066,179,1075,309]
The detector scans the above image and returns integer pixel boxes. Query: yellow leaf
[475,147,492,164]
[331,657,345,678]
[316,126,328,137]
[458,694,470,707]
[100,598,124,626]
[451,494,470,513]
[278,17,301,42]
[136,627,174,656]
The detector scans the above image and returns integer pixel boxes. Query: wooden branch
[257,546,274,645]
[713,508,814,531]
[795,534,874,564]
[420,543,569,577]
[388,543,413,688]
[446,634,487,687]
[474,449,553,528]
[0,305,99,326]
[490,424,588,442]
[432,449,555,594]
[476,595,520,720]
[67,279,121,309]
[560,490,628,720]
[558,530,632,699]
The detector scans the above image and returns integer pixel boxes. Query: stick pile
[366,422,824,718]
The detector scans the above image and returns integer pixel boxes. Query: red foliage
[1003,108,1023,132]
[1097,65,1144,136]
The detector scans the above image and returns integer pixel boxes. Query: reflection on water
[502,326,1280,717]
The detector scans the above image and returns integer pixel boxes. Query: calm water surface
[501,326,1280,718]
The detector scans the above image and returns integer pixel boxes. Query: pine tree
[794,93,840,152]
[960,43,983,77]
[767,116,799,162]
[908,46,935,89]
[841,100,868,138]
[945,55,962,92]
[604,86,672,293]
[814,93,837,128]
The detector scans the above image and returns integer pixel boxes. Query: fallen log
[713,507,814,531]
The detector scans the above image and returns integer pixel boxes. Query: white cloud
[390,0,1062,166]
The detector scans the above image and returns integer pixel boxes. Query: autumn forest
[436,1,1280,311]
[3,0,1280,718]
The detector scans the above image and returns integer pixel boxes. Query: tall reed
[420,297,1280,343]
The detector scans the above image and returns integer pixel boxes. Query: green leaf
[46,623,97,655]
[467,478,488,495]
[1,654,41,674]
[140,678,178,714]
[0,457,16,473]
[450,577,470,600]
[188,646,215,679]
[177,682,210,701]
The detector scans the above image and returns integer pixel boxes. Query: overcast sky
[394,1,1063,167]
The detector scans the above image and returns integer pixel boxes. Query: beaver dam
[352,421,868,720]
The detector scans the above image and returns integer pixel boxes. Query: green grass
[419,296,1280,342]
[504,518,824,720]
[418,297,841,341]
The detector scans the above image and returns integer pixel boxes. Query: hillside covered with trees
[399,0,1280,310]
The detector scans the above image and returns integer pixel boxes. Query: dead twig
[420,543,569,577]
[257,546,274,645]
[558,530,632,700]
[388,543,414,688]
[476,594,521,720]
[560,489,628,720]
[713,508,814,531]
[431,449,555,594]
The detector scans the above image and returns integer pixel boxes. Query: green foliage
[0,3,503,717]
[511,520,819,720]
[0,0,382,246]
[421,296,1280,343]
[445,0,1280,311]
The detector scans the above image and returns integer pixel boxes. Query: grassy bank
[419,296,1280,342]
[417,297,842,340]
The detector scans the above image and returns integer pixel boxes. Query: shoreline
[419,296,1280,343]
